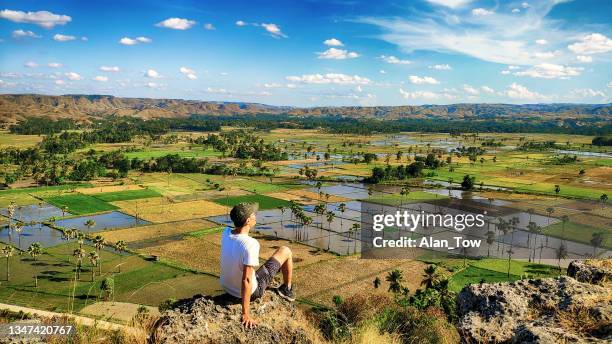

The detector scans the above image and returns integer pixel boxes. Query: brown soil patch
[80,302,160,323]
[266,189,351,205]
[101,219,216,243]
[112,198,228,222]
[76,184,144,195]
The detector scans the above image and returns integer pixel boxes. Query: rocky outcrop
[457,262,612,343]
[567,260,611,285]
[151,292,315,344]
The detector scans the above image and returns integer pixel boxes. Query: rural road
[0,302,144,337]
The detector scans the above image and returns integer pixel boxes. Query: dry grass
[80,302,160,323]
[112,198,228,222]
[266,189,351,205]
[344,322,402,344]
[76,184,144,195]
[101,219,217,243]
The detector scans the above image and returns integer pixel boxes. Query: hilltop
[0,94,610,123]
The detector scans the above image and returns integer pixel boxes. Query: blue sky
[0,0,610,106]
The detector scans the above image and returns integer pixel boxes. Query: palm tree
[400,186,410,208]
[373,277,381,289]
[560,215,570,243]
[351,223,360,254]
[84,219,96,232]
[555,243,568,272]
[590,232,604,257]
[76,231,85,249]
[73,248,85,280]
[115,240,127,273]
[526,221,538,261]
[337,203,346,233]
[27,242,43,287]
[14,223,23,249]
[326,211,335,251]
[600,194,608,209]
[314,204,326,230]
[421,265,439,289]
[62,206,68,219]
[2,245,14,281]
[486,231,495,257]
[88,251,99,281]
[386,269,404,294]
[545,207,554,245]
[277,206,286,228]
[93,235,105,274]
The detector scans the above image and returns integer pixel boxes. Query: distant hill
[0,94,610,123]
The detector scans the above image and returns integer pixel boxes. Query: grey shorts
[251,257,281,300]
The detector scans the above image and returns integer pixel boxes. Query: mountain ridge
[0,94,610,123]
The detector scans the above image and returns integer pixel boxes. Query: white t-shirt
[220,227,260,298]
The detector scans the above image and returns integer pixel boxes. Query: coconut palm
[337,203,346,232]
[93,235,105,274]
[62,206,68,219]
[351,223,360,254]
[486,231,495,257]
[73,248,85,280]
[314,204,326,230]
[421,265,439,289]
[2,245,14,281]
[76,231,85,249]
[555,243,568,272]
[14,223,23,249]
[84,219,96,232]
[386,269,404,294]
[27,242,43,287]
[590,232,604,258]
[326,211,335,251]
[560,215,570,243]
[88,251,99,281]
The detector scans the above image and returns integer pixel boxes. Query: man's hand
[241,313,257,328]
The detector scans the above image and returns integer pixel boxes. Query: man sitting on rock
[220,202,295,328]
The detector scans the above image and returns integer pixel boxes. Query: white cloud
[93,76,108,82]
[263,83,282,88]
[472,8,493,16]
[358,2,583,66]
[261,23,286,38]
[508,65,520,70]
[505,83,546,100]
[501,70,511,75]
[533,51,558,59]
[535,39,547,45]
[0,9,71,28]
[481,86,495,93]
[463,84,479,95]
[425,0,473,9]
[205,87,228,94]
[236,20,247,26]
[286,73,370,85]
[54,79,65,85]
[409,75,439,85]
[568,33,612,55]
[203,23,215,30]
[65,72,82,81]
[81,36,88,41]
[179,67,197,80]
[146,82,164,89]
[12,29,40,38]
[53,34,75,42]
[380,55,411,65]
[513,63,582,79]
[145,69,161,78]
[399,88,454,100]
[522,2,530,9]
[608,82,612,88]
[100,66,120,72]
[576,55,592,63]
[156,17,196,30]
[323,38,343,46]
[429,64,451,70]
[379,70,386,74]
[48,62,62,68]
[512,8,520,13]
[569,88,606,98]
[24,61,38,68]
[119,36,151,45]
[318,48,359,59]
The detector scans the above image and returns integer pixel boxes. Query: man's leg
[270,246,292,288]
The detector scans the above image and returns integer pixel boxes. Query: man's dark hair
[230,202,258,227]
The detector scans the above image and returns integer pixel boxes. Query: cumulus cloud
[260,23,286,38]
[513,63,582,79]
[0,9,71,28]
[53,34,76,42]
[119,36,151,45]
[318,48,359,59]
[205,87,228,94]
[429,64,451,70]
[481,86,495,93]
[286,73,370,85]
[505,83,546,100]
[145,69,161,78]
[567,33,612,55]
[380,55,411,65]
[569,88,606,98]
[24,61,38,68]
[533,50,559,59]
[399,88,454,100]
[146,82,164,89]
[380,70,386,74]
[425,0,473,9]
[463,84,479,95]
[576,55,592,63]
[203,23,215,30]
[65,72,82,81]
[155,17,196,30]
[472,8,493,16]
[54,79,65,85]
[236,20,247,26]
[409,75,439,85]
[179,66,197,80]
[93,76,108,82]
[323,38,343,46]
[535,39,547,45]
[12,29,40,38]
[48,62,62,68]
[100,66,120,72]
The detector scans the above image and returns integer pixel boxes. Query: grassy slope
[44,194,118,215]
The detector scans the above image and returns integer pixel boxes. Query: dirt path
[0,302,144,337]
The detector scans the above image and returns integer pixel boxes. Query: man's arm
[241,264,257,328]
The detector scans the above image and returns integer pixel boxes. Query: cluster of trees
[9,118,76,135]
[519,141,557,151]
[196,130,287,161]
[592,136,612,146]
[365,162,425,183]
